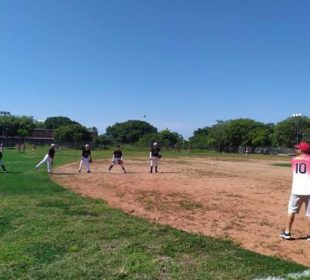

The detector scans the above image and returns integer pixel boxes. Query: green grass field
[0,147,308,280]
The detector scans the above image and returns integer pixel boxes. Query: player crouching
[108,145,127,174]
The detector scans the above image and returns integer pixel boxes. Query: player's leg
[154,158,159,173]
[284,213,295,234]
[108,162,114,173]
[150,157,153,173]
[120,162,126,173]
[85,158,91,173]
[0,160,6,171]
[36,154,49,170]
[281,194,301,239]
[47,157,52,173]
[78,158,83,172]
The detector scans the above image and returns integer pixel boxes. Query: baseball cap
[295,141,310,153]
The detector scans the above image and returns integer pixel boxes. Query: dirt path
[52,157,310,266]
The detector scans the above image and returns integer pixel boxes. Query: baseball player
[280,141,310,241]
[108,145,126,174]
[0,149,7,172]
[78,144,92,173]
[35,144,56,174]
[150,142,161,173]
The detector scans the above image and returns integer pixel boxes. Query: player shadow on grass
[0,171,23,174]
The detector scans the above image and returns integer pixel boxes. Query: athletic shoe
[107,170,110,174]
[280,231,292,240]
[35,166,38,171]
[78,169,81,173]
[87,170,91,173]
[307,235,310,241]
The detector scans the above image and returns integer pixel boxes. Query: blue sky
[0,0,309,138]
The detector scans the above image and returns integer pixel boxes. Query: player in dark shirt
[150,142,161,173]
[0,151,7,172]
[108,145,126,174]
[35,144,56,174]
[78,144,92,173]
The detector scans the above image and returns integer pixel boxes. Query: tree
[158,129,184,147]
[207,121,227,152]
[223,119,267,151]
[93,135,114,147]
[189,127,212,149]
[54,124,92,143]
[273,116,310,147]
[105,120,157,144]
[44,116,78,129]
[189,119,271,152]
[136,133,159,147]
[0,115,35,137]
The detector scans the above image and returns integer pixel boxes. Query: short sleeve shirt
[291,154,310,195]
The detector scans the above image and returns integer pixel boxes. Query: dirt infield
[52,157,310,266]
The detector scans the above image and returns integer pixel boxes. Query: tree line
[1,114,309,151]
[189,117,310,152]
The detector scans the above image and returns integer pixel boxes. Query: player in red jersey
[280,141,310,241]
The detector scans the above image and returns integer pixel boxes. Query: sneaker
[280,231,292,240]
[35,166,38,171]
[87,170,91,173]
[78,169,81,173]
[107,170,110,174]
[307,235,310,241]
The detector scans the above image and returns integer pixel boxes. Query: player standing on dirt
[0,149,7,172]
[78,144,92,173]
[280,141,310,241]
[108,145,126,174]
[150,142,161,173]
[35,144,56,174]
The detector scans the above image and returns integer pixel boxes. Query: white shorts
[150,156,160,167]
[288,193,310,217]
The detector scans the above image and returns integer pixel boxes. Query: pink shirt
[291,154,310,195]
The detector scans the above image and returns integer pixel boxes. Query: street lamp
[292,113,303,145]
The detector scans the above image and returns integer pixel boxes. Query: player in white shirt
[280,141,310,241]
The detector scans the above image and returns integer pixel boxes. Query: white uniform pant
[79,157,90,171]
[150,157,159,167]
[36,154,53,173]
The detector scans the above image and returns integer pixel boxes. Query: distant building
[26,128,54,144]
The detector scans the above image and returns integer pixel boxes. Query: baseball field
[1,147,310,279]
